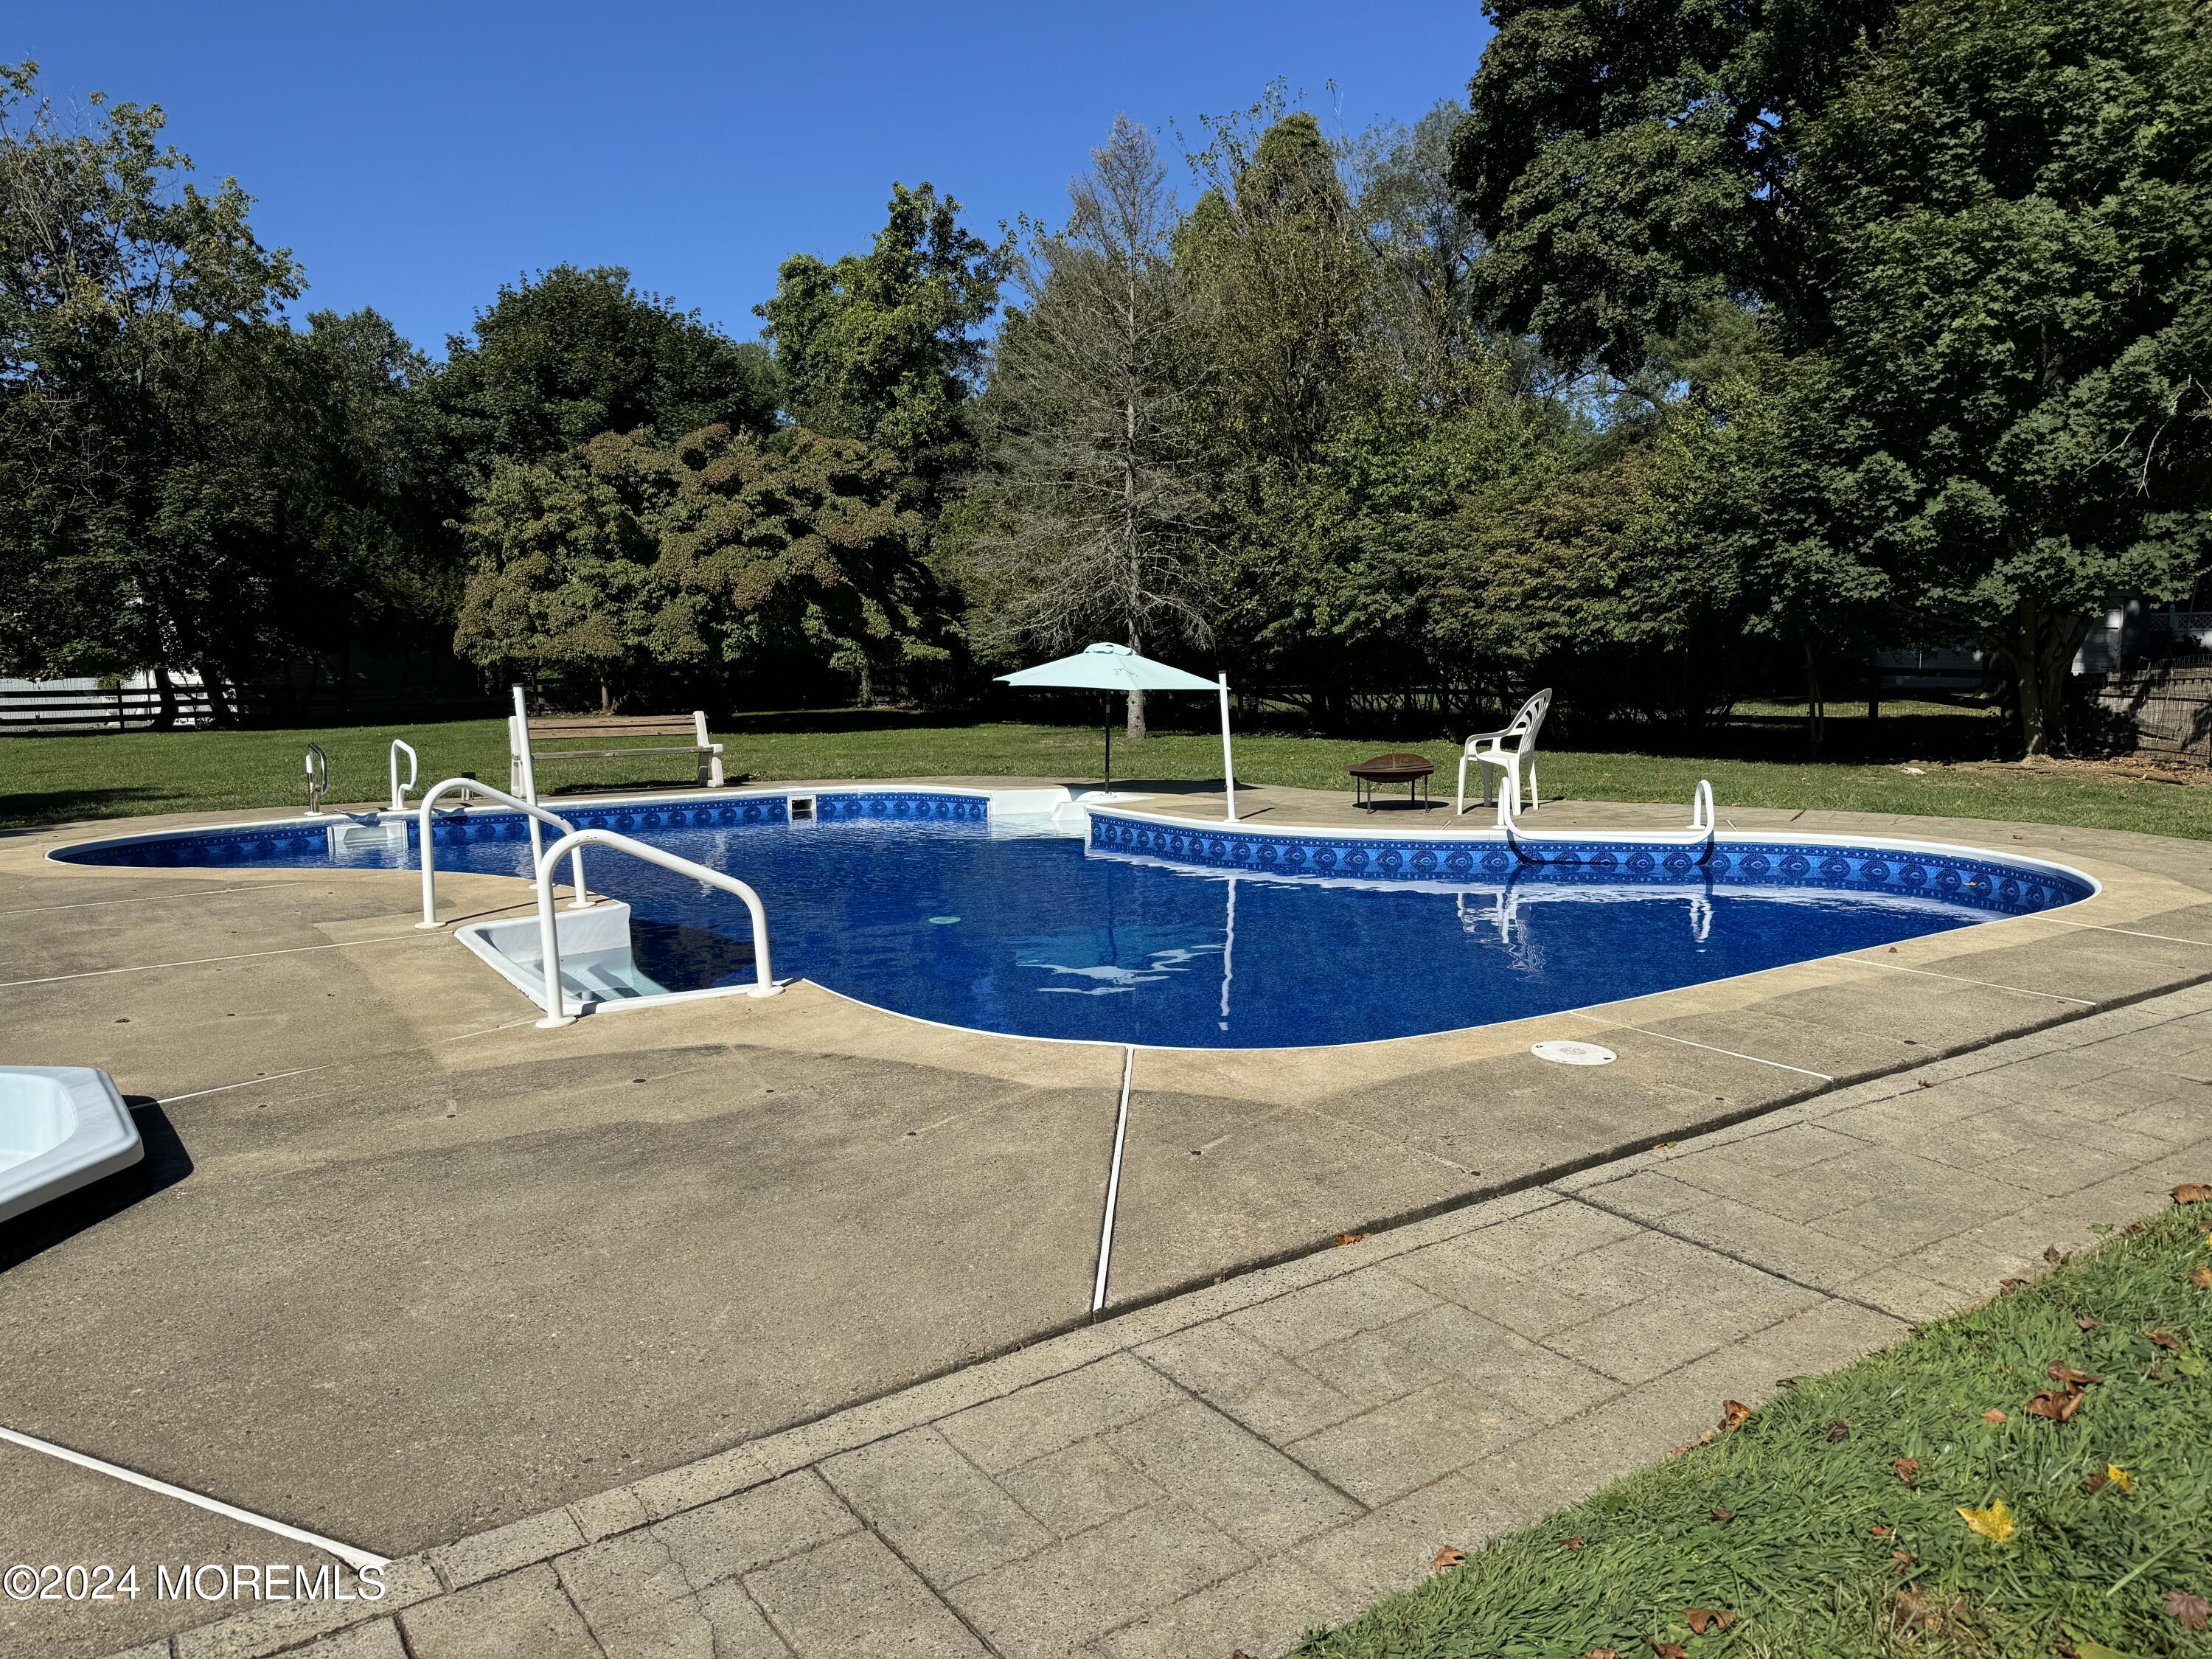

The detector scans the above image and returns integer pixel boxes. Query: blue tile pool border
[1083,810,2095,919]
[49,787,990,868]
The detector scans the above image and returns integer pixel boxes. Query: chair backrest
[1511,688,1553,751]
[1477,688,1551,757]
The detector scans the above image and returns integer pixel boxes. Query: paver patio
[0,782,2205,1656]
[94,979,2212,1659]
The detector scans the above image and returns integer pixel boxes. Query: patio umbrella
[996,643,1239,821]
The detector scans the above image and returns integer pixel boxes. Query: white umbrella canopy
[995,644,1239,819]
[998,642,1220,693]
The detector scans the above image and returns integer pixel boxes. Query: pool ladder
[526,829,780,1027]
[415,778,592,929]
[1500,778,1717,864]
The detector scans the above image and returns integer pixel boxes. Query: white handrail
[415,777,589,930]
[1498,776,1717,860]
[389,740,419,813]
[528,828,780,1027]
[304,744,329,815]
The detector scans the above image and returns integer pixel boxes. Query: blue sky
[11,1,1493,358]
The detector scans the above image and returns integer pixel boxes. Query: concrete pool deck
[0,780,2205,1656]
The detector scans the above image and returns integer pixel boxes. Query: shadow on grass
[0,787,175,833]
[0,1100,192,1274]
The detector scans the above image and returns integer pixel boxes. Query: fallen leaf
[1684,1609,1736,1635]
[2190,1267,2212,1290]
[2167,1590,2211,1632]
[1893,1457,1921,1484]
[1891,1549,1915,1573]
[2078,1315,2103,1330]
[2047,1363,2105,1386]
[2107,1464,2134,1491]
[2124,1221,2147,1237]
[1585,1651,1621,1659]
[2000,1276,2030,1290]
[2081,1470,2110,1495]
[1708,1507,1732,1522]
[1983,1408,2010,1424]
[2174,1183,2211,1205]
[1826,1419,1851,1442]
[1335,1232,1367,1247]
[2146,1329,2183,1350]
[1717,1399,1752,1433]
[1871,1523,1893,1537]
[1430,1545,1465,1573]
[1958,1500,2016,1543]
[1652,1645,1688,1659]
[2024,1389,2084,1422]
[1560,1534,1585,1552]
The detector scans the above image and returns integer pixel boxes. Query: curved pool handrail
[1501,776,1719,865]
[527,827,781,1027]
[389,740,419,813]
[304,744,329,815]
[416,777,589,930]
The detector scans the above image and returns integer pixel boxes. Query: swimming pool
[56,790,2096,1050]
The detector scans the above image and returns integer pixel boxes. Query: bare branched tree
[967,114,1213,738]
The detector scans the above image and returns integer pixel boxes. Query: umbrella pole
[1103,695,1113,794]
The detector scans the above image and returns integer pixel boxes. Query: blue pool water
[60,796,2092,1049]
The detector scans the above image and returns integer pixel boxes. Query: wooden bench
[511,710,726,793]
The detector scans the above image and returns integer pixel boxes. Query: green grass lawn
[1300,1201,2212,1659]
[1,712,2207,840]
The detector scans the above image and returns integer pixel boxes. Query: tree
[0,60,303,698]
[453,424,942,708]
[434,264,777,479]
[1798,0,2212,751]
[451,445,672,712]
[1450,0,1899,377]
[757,184,1001,497]
[650,425,945,703]
[1453,0,2212,753]
[1349,101,1492,402]
[1175,103,1374,470]
[965,116,1213,737]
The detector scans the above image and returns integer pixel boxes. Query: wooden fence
[2088,655,2212,764]
[0,682,504,734]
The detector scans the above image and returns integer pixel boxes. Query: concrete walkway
[114,979,2212,1659]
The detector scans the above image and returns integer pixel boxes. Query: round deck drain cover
[1531,1040,1616,1066]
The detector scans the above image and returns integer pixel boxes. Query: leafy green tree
[454,424,941,707]
[1453,0,2212,753]
[757,184,1000,495]
[0,60,304,697]
[434,264,778,478]
[1451,1,1899,378]
[1797,0,2212,751]
[1350,101,1495,402]
[1176,105,1373,469]
[451,444,675,712]
[653,425,943,703]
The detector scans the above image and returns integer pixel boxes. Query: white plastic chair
[1455,689,1552,817]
